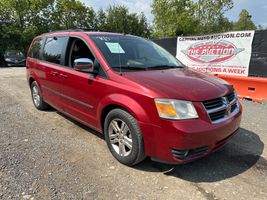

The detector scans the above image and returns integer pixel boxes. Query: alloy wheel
[32,86,41,107]
[108,118,133,157]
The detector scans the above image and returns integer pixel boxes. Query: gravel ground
[0,67,266,200]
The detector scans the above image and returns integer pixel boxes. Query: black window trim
[67,34,108,79]
[88,34,116,74]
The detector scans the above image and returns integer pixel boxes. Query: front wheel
[104,109,146,166]
[1,61,7,67]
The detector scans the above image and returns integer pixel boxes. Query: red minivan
[26,30,242,166]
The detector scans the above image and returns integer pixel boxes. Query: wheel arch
[28,73,43,93]
[97,94,150,132]
[29,77,35,86]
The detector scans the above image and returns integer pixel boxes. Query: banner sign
[176,31,255,76]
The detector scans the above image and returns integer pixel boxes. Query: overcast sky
[80,0,267,27]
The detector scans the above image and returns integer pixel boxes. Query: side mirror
[74,58,94,73]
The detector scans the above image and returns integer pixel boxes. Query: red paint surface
[185,41,239,63]
[26,31,242,164]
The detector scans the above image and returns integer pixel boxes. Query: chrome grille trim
[202,92,240,124]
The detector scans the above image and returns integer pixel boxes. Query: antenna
[111,1,122,75]
[118,35,122,75]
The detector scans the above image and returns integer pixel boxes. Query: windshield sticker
[105,42,125,54]
[95,36,111,41]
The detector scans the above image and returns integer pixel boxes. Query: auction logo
[181,40,244,63]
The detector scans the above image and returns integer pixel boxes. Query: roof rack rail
[50,29,85,33]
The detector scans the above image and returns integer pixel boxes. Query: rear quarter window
[28,38,44,59]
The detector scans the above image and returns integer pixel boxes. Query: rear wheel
[104,109,146,166]
[30,81,49,110]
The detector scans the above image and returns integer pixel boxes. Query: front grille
[203,98,223,109]
[172,146,209,160]
[202,92,239,124]
[209,109,226,121]
[226,92,236,102]
[231,103,237,112]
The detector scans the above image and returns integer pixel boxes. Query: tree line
[0,0,150,54]
[0,0,261,54]
[152,0,258,37]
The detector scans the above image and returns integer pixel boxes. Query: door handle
[51,71,58,76]
[60,74,68,79]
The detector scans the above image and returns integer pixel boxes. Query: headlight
[155,99,198,120]
[5,58,11,62]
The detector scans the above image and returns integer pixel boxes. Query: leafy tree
[97,5,150,37]
[105,5,128,33]
[0,0,32,53]
[151,0,235,37]
[0,0,57,53]
[95,9,108,31]
[53,0,96,30]
[152,0,199,37]
[0,0,151,56]
[233,9,257,31]
[135,12,151,38]
[197,0,233,33]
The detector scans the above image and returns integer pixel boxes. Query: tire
[104,109,146,166]
[30,81,49,110]
[1,61,7,67]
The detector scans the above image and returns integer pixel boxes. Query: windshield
[4,50,24,58]
[90,35,183,72]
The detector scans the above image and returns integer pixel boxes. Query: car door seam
[42,86,94,109]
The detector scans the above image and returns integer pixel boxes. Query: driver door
[59,36,106,128]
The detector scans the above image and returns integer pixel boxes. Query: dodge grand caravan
[26,30,242,166]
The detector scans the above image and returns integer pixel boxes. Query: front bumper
[6,61,25,67]
[140,101,242,164]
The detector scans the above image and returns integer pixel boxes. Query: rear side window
[43,37,67,65]
[28,38,44,59]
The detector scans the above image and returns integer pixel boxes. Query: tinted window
[5,50,24,58]
[43,37,67,64]
[29,39,44,59]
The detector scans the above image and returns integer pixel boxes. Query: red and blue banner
[176,31,255,76]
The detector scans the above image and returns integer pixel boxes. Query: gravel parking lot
[0,67,266,200]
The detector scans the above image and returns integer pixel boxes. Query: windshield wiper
[147,65,183,70]
[112,66,148,71]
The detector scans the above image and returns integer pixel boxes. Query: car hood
[123,68,233,101]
